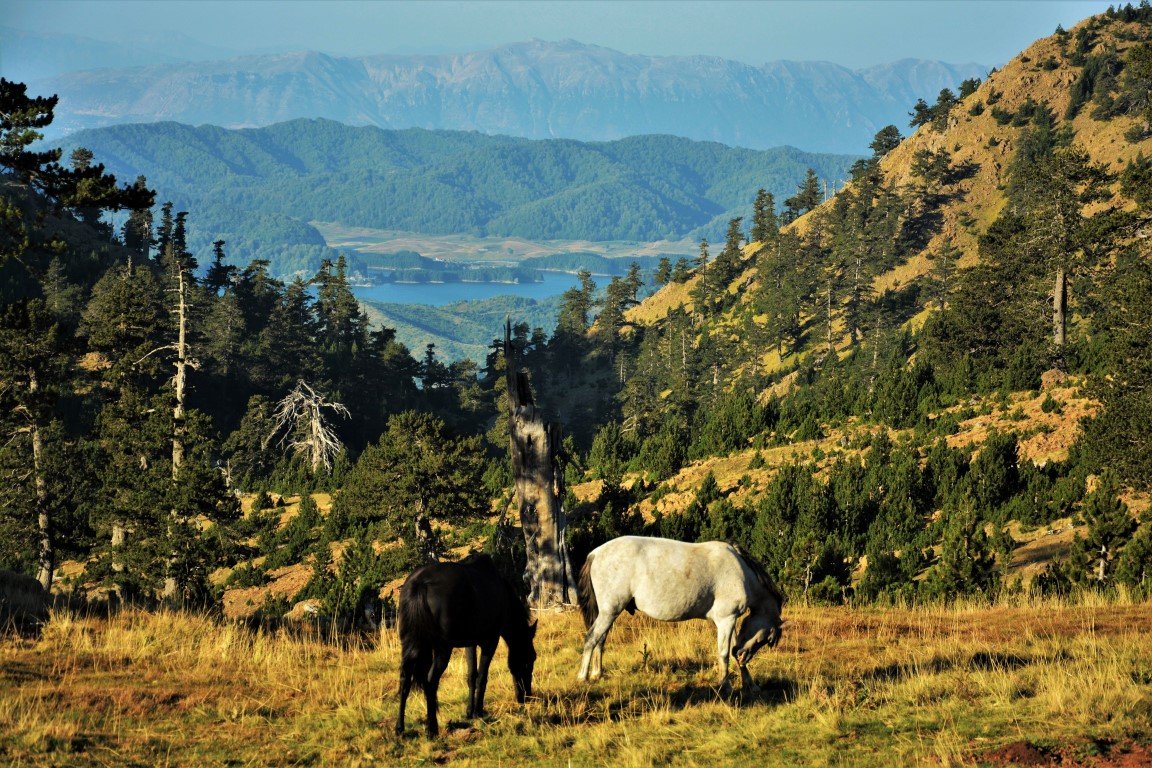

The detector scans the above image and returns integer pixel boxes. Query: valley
[3,3,1152,766]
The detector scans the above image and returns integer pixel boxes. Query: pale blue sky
[8,0,1116,68]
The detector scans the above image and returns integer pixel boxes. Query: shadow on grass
[529,672,798,727]
[862,649,1051,685]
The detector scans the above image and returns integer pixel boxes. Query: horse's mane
[728,542,787,607]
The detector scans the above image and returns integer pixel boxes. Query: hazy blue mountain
[858,58,985,109]
[35,39,986,153]
[60,120,859,274]
[0,26,238,82]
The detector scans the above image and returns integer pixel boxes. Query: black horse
[395,554,537,737]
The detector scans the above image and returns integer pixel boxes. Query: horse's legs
[738,660,761,693]
[577,610,619,682]
[464,646,478,718]
[396,647,430,735]
[422,645,452,738]
[712,614,737,694]
[473,639,497,717]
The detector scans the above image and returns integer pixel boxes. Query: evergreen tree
[0,78,61,187]
[551,269,596,370]
[689,239,712,314]
[204,240,236,295]
[253,278,320,391]
[1068,473,1137,585]
[751,188,778,244]
[926,240,960,311]
[869,125,902,158]
[314,254,368,385]
[1115,520,1152,595]
[670,257,692,283]
[784,168,822,221]
[654,256,672,286]
[221,395,279,490]
[89,387,172,598]
[709,217,744,293]
[120,177,153,265]
[0,300,67,588]
[81,264,167,384]
[922,499,999,601]
[1084,247,1152,488]
[331,411,486,559]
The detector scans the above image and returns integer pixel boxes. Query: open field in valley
[3,599,1152,767]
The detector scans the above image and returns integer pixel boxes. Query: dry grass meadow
[3,597,1152,767]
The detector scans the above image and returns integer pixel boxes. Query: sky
[6,0,1118,69]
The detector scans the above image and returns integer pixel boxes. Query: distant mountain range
[29,38,986,153]
[0,26,240,81]
[59,121,858,274]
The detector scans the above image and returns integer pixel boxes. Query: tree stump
[505,321,574,608]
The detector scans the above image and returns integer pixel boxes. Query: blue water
[350,271,582,306]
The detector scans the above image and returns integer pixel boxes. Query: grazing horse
[577,536,785,693]
[395,554,537,737]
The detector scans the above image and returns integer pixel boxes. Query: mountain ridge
[58,121,859,273]
[35,39,987,153]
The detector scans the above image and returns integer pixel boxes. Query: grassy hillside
[4,602,1150,766]
[566,8,1152,614]
[630,12,1152,340]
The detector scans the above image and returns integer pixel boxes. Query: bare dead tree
[266,380,349,474]
[504,320,574,609]
[136,253,202,599]
[8,381,52,591]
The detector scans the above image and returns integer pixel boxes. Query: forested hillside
[3,6,1152,626]
[56,122,857,275]
[566,5,1152,603]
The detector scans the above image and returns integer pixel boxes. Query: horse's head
[734,604,784,667]
[508,617,538,703]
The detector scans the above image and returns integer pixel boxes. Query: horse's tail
[397,572,436,652]
[577,553,598,630]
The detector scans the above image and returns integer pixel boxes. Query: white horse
[576,536,785,692]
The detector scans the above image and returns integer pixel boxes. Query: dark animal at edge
[395,554,537,737]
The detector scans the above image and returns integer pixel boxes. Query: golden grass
[3,599,1151,766]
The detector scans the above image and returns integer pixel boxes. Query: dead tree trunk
[826,277,834,357]
[1053,266,1067,368]
[163,263,190,600]
[505,321,574,609]
[29,371,53,592]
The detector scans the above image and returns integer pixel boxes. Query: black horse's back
[399,556,511,645]
[395,555,537,738]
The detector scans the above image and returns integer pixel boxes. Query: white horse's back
[587,536,749,621]
[577,535,784,690]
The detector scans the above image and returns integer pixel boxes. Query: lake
[350,271,583,306]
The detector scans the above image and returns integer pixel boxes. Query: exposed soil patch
[978,740,1055,766]
[977,739,1152,767]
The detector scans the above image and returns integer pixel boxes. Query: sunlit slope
[628,13,1152,351]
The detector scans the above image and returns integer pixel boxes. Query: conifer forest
[4,5,1152,766]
